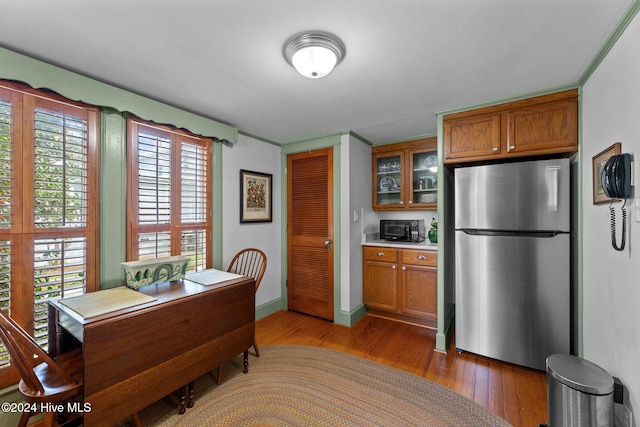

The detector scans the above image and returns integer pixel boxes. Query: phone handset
[601,153,632,251]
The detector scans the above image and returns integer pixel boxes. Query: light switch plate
[636,200,640,223]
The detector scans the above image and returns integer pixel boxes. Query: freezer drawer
[455,231,570,371]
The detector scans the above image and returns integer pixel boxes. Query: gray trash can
[546,354,614,426]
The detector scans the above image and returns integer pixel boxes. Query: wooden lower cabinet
[401,263,437,318]
[363,257,398,311]
[363,246,437,329]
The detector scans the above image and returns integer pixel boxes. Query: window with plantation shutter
[34,108,89,228]
[0,95,10,373]
[0,80,99,388]
[127,118,212,271]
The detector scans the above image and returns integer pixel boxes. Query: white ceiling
[0,0,632,144]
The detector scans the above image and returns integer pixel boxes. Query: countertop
[361,232,437,251]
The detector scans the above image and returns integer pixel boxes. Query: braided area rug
[139,345,511,426]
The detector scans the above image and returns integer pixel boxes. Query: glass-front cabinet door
[373,150,404,209]
[372,137,437,211]
[409,149,438,209]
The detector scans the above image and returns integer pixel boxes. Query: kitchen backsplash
[360,207,437,236]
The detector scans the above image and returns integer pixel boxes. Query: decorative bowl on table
[122,256,189,290]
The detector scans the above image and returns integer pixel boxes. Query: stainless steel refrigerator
[454,158,571,371]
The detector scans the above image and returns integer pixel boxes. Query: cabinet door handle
[392,265,397,270]
[509,145,515,150]
[493,147,499,152]
[417,255,426,260]
[377,252,385,257]
[402,266,406,271]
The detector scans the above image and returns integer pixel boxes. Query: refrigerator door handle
[545,165,561,211]
[460,229,563,238]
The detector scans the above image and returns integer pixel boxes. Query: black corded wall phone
[601,153,632,251]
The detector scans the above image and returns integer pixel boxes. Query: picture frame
[240,169,272,223]
[592,142,621,205]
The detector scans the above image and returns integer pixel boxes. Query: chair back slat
[0,310,78,389]
[0,323,44,393]
[227,248,267,291]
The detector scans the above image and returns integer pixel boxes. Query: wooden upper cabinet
[444,113,501,161]
[372,137,437,210]
[372,149,405,209]
[506,98,577,155]
[444,89,578,164]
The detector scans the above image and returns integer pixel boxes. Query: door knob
[324,239,332,250]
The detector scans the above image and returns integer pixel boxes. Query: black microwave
[380,219,426,242]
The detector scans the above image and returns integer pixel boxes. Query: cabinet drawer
[363,246,398,263]
[401,249,436,266]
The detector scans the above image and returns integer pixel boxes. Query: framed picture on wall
[592,142,621,204]
[240,169,272,223]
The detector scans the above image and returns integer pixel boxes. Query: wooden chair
[216,248,266,384]
[0,310,143,427]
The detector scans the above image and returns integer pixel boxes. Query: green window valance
[0,47,237,143]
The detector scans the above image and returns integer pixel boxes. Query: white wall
[340,134,372,312]
[221,134,282,307]
[582,10,640,421]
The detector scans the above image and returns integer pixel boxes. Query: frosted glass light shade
[283,32,345,79]
[291,45,338,79]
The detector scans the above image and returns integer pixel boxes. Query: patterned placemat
[59,286,157,319]
[185,269,244,286]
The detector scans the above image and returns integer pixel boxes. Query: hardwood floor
[256,310,548,427]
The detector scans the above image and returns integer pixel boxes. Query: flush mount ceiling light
[283,31,346,79]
